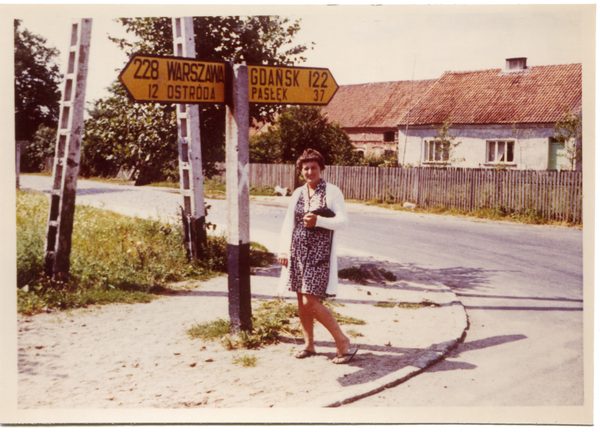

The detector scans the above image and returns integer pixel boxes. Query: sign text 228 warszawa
[119,54,339,106]
[119,54,226,104]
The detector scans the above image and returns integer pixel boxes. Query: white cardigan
[277,182,348,297]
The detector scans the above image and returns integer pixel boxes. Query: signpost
[119,54,226,104]
[119,46,339,333]
[42,17,340,334]
[248,65,338,105]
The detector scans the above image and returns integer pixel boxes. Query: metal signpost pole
[172,17,207,259]
[225,63,252,332]
[44,19,92,280]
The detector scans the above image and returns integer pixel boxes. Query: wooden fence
[217,164,583,223]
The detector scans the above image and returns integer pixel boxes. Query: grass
[347,329,364,338]
[187,298,366,350]
[187,299,302,350]
[16,190,235,315]
[354,198,580,228]
[374,301,396,308]
[374,300,439,309]
[144,178,277,198]
[232,354,257,367]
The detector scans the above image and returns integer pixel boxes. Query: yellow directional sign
[248,65,339,105]
[119,54,226,104]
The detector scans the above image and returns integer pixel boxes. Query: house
[397,59,582,170]
[321,79,436,158]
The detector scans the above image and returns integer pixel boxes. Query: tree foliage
[554,105,582,171]
[433,115,462,164]
[81,82,178,182]
[14,19,62,141]
[81,16,310,182]
[21,125,57,172]
[249,106,359,166]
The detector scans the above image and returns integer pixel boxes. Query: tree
[433,115,462,164]
[105,16,306,171]
[14,19,62,142]
[554,105,582,171]
[81,82,178,183]
[249,106,359,165]
[81,16,310,181]
[21,125,56,172]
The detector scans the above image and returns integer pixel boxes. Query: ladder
[44,19,92,281]
[172,17,207,259]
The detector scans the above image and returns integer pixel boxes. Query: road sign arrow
[118,54,227,104]
[248,65,339,105]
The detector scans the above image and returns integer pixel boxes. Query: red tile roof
[400,63,582,125]
[321,79,436,128]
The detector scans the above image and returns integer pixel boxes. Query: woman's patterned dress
[287,179,334,298]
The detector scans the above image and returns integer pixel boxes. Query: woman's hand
[303,212,317,228]
[278,253,288,267]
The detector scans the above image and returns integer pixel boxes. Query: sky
[9,3,591,105]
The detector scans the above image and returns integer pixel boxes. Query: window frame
[486,140,516,165]
[423,139,450,164]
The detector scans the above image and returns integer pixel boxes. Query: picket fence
[215,164,583,223]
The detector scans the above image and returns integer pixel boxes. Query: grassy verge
[374,300,438,309]
[17,190,236,315]
[187,298,365,350]
[352,198,581,228]
[145,178,277,198]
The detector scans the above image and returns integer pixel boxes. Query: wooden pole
[44,19,92,281]
[226,63,252,332]
[172,17,207,260]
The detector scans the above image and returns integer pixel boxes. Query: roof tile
[321,79,436,128]
[400,63,582,125]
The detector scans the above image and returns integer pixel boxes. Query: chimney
[506,57,527,71]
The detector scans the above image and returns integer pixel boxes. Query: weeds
[374,301,396,308]
[232,354,257,367]
[16,190,238,315]
[356,199,574,227]
[374,300,439,309]
[347,329,364,338]
[187,298,365,350]
[187,299,302,350]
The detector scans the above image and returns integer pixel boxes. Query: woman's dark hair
[296,148,326,172]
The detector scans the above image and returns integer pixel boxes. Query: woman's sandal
[332,347,358,364]
[295,349,316,359]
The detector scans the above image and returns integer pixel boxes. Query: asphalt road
[20,175,586,409]
[253,197,586,409]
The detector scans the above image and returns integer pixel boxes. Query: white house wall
[397,124,556,170]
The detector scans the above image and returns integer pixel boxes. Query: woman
[277,148,358,365]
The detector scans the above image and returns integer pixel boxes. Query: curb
[312,283,469,408]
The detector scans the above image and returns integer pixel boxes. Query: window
[487,140,515,163]
[383,131,395,142]
[383,149,395,158]
[424,140,449,162]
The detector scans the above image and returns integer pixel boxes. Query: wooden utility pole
[44,19,92,281]
[226,63,252,332]
[172,17,207,259]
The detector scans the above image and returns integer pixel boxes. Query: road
[19,175,586,409]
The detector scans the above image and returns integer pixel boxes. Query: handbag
[307,207,336,232]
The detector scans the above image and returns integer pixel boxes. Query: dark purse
[307,207,336,231]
